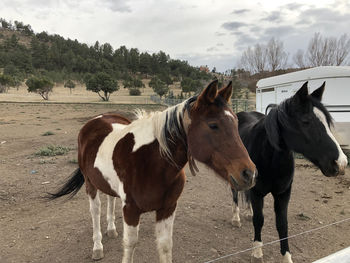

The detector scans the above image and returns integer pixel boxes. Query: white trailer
[256,66,350,149]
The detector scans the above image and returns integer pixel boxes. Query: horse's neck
[163,135,188,170]
[259,117,291,155]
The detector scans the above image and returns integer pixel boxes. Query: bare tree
[305,32,350,67]
[240,43,267,74]
[266,38,288,71]
[293,49,306,69]
[335,34,350,65]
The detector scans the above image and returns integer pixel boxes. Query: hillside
[0,18,210,87]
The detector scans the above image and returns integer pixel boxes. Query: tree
[231,70,243,99]
[149,76,169,98]
[293,49,306,69]
[181,77,199,96]
[240,43,267,74]
[0,74,15,93]
[266,38,288,71]
[303,32,350,67]
[26,76,54,100]
[64,79,76,94]
[85,72,118,101]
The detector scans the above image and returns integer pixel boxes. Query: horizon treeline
[0,18,210,84]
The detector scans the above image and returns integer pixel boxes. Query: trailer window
[261,88,275,93]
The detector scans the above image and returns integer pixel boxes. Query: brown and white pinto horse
[49,80,256,262]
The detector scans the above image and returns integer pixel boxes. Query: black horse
[231,82,348,263]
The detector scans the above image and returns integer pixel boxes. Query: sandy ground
[0,82,181,104]
[0,102,349,263]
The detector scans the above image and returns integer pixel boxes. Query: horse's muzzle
[230,169,257,191]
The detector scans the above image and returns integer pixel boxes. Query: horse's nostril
[241,169,254,182]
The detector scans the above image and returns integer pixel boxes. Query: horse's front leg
[155,207,176,263]
[250,190,265,263]
[122,202,141,263]
[231,189,241,227]
[273,187,293,263]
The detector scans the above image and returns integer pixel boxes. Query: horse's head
[185,80,256,191]
[267,82,348,176]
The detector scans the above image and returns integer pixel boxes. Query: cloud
[261,11,283,22]
[231,9,249,15]
[207,46,219,52]
[215,32,226,36]
[283,2,304,11]
[103,0,132,12]
[233,33,258,48]
[300,7,350,23]
[222,21,247,31]
[264,25,296,37]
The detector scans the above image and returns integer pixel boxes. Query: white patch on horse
[93,115,103,119]
[155,213,175,263]
[232,203,241,227]
[132,118,156,152]
[94,123,127,201]
[282,252,293,263]
[251,241,263,259]
[313,107,348,171]
[89,192,104,259]
[224,110,235,119]
[122,220,139,263]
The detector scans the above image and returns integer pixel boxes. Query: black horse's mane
[264,95,333,150]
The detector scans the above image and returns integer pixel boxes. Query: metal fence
[150,95,256,112]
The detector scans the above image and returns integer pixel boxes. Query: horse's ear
[218,81,233,103]
[294,81,309,102]
[311,81,325,101]
[198,80,218,104]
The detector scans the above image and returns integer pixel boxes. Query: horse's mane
[152,97,196,166]
[264,95,334,150]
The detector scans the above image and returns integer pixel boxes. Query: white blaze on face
[313,107,348,172]
[224,110,235,119]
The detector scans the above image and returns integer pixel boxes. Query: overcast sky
[1,0,350,72]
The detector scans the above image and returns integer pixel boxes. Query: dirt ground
[0,102,349,263]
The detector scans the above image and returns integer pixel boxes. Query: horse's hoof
[232,220,241,228]
[92,249,104,261]
[281,252,293,263]
[251,256,264,263]
[106,229,118,238]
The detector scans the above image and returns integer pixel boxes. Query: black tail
[46,168,85,200]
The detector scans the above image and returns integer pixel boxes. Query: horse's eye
[208,123,219,130]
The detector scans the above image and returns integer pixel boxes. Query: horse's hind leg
[106,195,118,238]
[88,190,104,260]
[231,189,241,227]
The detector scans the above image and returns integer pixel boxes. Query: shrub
[42,131,55,136]
[35,145,70,156]
[129,88,141,96]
